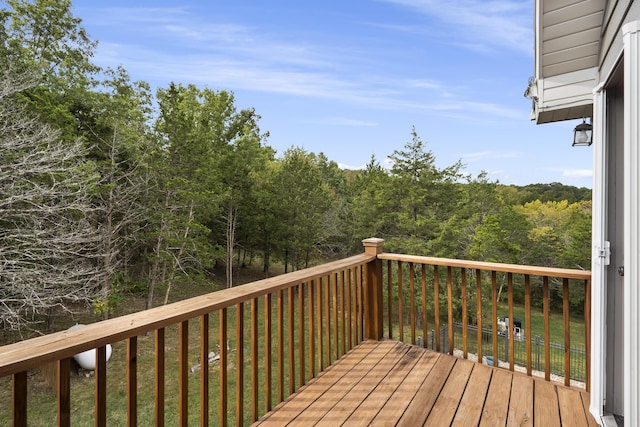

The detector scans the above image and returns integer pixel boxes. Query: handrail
[0,240,594,426]
[378,252,591,390]
[0,253,373,378]
[378,253,591,280]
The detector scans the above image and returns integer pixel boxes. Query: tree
[1,0,98,140]
[313,153,350,257]
[77,67,155,318]
[0,68,103,332]
[384,127,464,254]
[454,172,504,259]
[269,148,333,271]
[468,206,530,264]
[343,155,392,252]
[215,122,273,287]
[148,83,222,307]
[559,200,592,270]
[253,161,282,276]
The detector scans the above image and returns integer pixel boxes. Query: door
[605,75,624,417]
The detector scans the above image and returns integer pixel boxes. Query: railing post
[362,238,384,340]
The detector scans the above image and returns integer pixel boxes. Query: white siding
[533,67,597,123]
[540,0,605,78]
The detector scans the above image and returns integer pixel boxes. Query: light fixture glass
[573,119,593,146]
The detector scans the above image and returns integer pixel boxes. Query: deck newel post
[362,238,384,341]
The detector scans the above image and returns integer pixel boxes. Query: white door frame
[590,87,607,421]
[623,20,640,427]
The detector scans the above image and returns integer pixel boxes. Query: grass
[0,264,360,426]
[502,301,585,346]
[383,286,588,382]
[0,262,591,424]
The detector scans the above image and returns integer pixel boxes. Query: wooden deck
[253,340,598,426]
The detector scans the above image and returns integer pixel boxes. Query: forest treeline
[0,1,592,334]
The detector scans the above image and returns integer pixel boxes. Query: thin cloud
[88,7,337,69]
[407,79,445,90]
[94,41,404,107]
[96,6,191,24]
[377,0,532,54]
[84,4,528,125]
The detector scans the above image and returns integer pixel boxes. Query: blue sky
[72,0,593,187]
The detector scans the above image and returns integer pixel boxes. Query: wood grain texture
[253,340,597,427]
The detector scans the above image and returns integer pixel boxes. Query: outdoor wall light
[573,119,593,146]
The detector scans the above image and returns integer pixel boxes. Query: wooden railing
[378,253,591,390]
[0,238,592,426]
[0,239,383,427]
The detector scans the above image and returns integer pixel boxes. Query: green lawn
[0,273,359,426]
[0,264,590,425]
[384,298,588,382]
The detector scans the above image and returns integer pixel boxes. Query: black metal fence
[417,322,587,383]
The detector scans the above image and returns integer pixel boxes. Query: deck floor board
[368,348,440,426]
[253,340,597,426]
[342,346,425,426]
[479,368,513,426]
[423,358,474,426]
[451,362,493,426]
[506,372,534,426]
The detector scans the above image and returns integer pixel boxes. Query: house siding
[599,0,635,85]
[540,0,604,78]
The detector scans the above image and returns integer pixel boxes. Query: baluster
[387,259,393,339]
[346,270,352,350]
[201,314,209,427]
[434,265,440,352]
[563,278,570,386]
[543,276,550,381]
[58,358,71,427]
[508,273,514,371]
[356,266,363,343]
[251,299,258,422]
[410,262,416,345]
[220,309,228,427]
[491,271,498,364]
[341,270,346,356]
[398,261,404,342]
[332,272,339,360]
[317,278,324,372]
[525,275,532,376]
[324,275,331,363]
[476,269,482,363]
[95,346,107,427]
[179,321,188,426]
[288,287,295,394]
[354,266,360,344]
[277,290,284,402]
[461,269,468,359]
[127,337,138,427]
[585,278,591,392]
[309,280,316,379]
[447,266,454,355]
[155,328,165,426]
[299,283,305,388]
[421,265,428,349]
[236,303,244,426]
[13,371,27,427]
[264,294,272,412]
